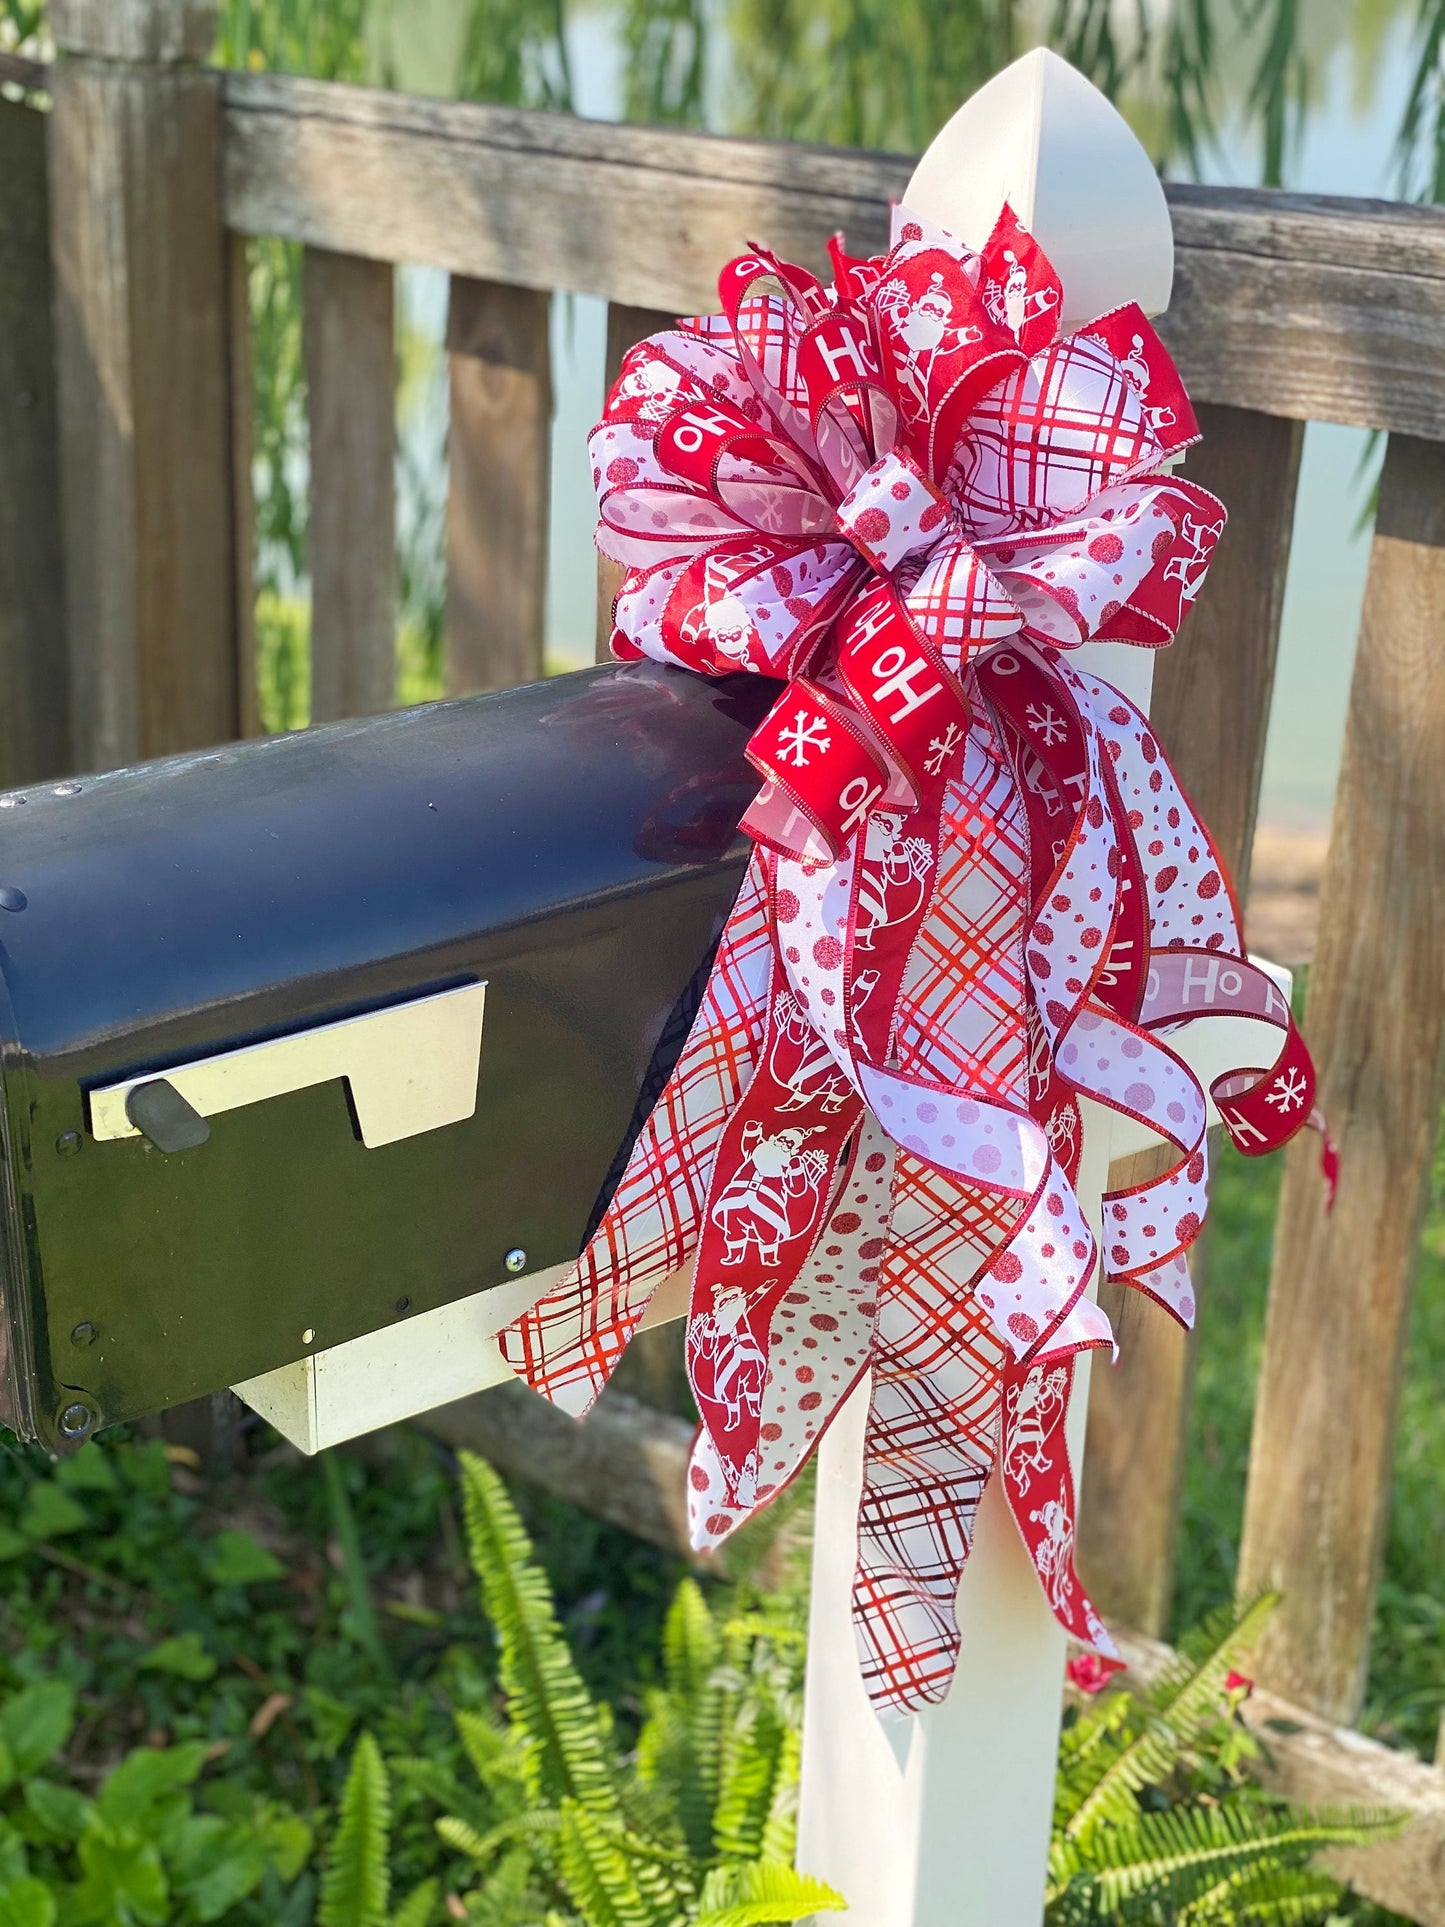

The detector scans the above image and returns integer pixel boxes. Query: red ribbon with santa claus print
[497,198,1329,1720]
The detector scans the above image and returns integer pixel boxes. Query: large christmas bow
[499,202,1324,1718]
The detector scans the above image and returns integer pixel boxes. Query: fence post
[47,0,242,772]
[0,100,68,786]
[1080,404,1303,1635]
[796,53,1189,1925]
[1238,432,1445,1722]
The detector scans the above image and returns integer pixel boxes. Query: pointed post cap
[903,48,1173,327]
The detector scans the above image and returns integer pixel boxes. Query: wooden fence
[3,0,1444,1914]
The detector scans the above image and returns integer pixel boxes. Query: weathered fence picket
[445,279,552,696]
[48,0,240,769]
[0,100,67,787]
[1081,403,1305,1634]
[303,246,396,722]
[1240,433,1445,1726]
[596,302,674,661]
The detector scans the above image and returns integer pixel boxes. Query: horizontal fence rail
[221,71,1445,439]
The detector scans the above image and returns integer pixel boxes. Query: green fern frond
[695,1859,846,1926]
[1052,1800,1399,1920]
[1148,1591,1277,1733]
[390,1753,493,1842]
[320,1732,391,1927]
[712,1697,787,1863]
[1062,1593,1277,1843]
[390,1755,473,1811]
[454,1707,532,1816]
[1180,1860,1365,1925]
[458,1844,550,1927]
[437,1814,501,1865]
[757,1725,800,1867]
[457,1453,619,1818]
[636,1580,727,1859]
[390,1877,439,1927]
[554,1801,673,1927]
[437,1810,560,1868]
[664,1580,722,1700]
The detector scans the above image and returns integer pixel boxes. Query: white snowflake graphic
[924,722,965,775]
[1024,702,1066,747]
[777,710,832,769]
[1265,1067,1308,1113]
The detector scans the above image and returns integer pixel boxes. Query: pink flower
[1067,1652,1112,1695]
[1224,1669,1254,1699]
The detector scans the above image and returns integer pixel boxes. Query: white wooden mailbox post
[234,49,1290,1927]
[793,53,1288,1926]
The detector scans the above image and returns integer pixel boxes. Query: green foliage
[1047,1598,1401,1924]
[1175,1091,1445,1762]
[621,0,707,126]
[328,1453,837,1927]
[0,1679,304,1926]
[319,1733,390,1927]
[456,0,574,112]
[0,1410,1419,1927]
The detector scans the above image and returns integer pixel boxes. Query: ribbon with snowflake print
[497,201,1329,1720]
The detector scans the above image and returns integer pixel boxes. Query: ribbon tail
[688,1114,896,1553]
[849,1155,1008,1718]
[1001,1353,1119,1666]
[496,850,773,1415]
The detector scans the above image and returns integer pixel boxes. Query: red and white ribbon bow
[499,202,1328,1719]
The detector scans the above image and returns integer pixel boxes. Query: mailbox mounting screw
[70,1322,99,1348]
[0,886,27,912]
[58,1402,94,1441]
[55,1131,82,1158]
[504,1247,528,1276]
[302,1328,316,1346]
[394,1296,411,1315]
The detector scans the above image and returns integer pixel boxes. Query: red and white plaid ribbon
[498,201,1327,1719]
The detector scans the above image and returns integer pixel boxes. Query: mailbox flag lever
[90,982,487,1151]
[124,1080,211,1154]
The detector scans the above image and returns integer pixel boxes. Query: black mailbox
[0,663,770,1453]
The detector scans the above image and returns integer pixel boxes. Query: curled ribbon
[499,202,1327,1719]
